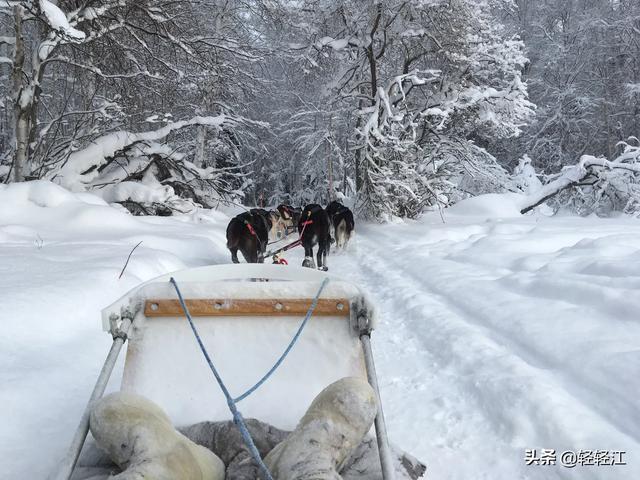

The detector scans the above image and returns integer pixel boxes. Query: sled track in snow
[328,228,640,480]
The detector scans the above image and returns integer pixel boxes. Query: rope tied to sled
[169,276,330,480]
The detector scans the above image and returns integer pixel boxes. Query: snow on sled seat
[101,263,376,430]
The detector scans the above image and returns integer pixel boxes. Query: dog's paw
[318,265,328,271]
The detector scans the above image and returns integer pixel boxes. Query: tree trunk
[327,115,333,200]
[355,99,364,192]
[13,112,30,182]
[366,3,382,104]
[195,125,207,168]
[10,5,26,182]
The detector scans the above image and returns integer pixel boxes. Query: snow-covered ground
[2,181,639,480]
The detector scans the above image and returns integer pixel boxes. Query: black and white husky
[326,201,355,250]
[298,204,331,270]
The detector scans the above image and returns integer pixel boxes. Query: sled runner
[51,264,425,480]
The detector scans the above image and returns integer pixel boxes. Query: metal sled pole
[361,334,396,480]
[355,304,396,480]
[50,309,136,480]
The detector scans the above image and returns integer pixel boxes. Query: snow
[81,7,100,21]
[446,193,524,218]
[52,115,229,188]
[95,181,176,205]
[513,154,543,195]
[39,0,85,40]
[316,36,350,50]
[518,147,640,214]
[38,39,57,61]
[2,182,640,479]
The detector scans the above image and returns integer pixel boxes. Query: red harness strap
[299,211,313,238]
[244,220,258,237]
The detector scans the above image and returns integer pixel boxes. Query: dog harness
[243,219,258,237]
[300,210,313,231]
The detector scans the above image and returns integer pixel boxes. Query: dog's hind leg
[240,249,254,263]
[336,219,347,249]
[302,244,316,269]
[328,221,336,246]
[239,239,259,263]
[317,239,329,271]
[230,247,240,263]
[344,229,352,249]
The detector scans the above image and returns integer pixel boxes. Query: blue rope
[234,277,329,403]
[169,276,330,480]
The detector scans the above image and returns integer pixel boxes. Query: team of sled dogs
[226,201,354,270]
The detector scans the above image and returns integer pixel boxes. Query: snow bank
[0,180,233,480]
[0,179,106,208]
[445,192,525,218]
[0,180,141,237]
[96,181,176,204]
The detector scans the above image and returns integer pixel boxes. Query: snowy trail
[318,219,640,480]
[2,183,640,479]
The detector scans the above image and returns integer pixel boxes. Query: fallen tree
[44,114,261,213]
[519,141,640,215]
[50,115,234,187]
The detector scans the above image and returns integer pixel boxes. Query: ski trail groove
[326,226,639,480]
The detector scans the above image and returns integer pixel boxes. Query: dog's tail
[346,211,355,233]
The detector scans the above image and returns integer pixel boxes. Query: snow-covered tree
[1,0,267,212]
[520,139,640,216]
[2,0,638,219]
[506,0,640,173]
[283,0,533,218]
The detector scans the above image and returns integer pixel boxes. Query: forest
[1,0,639,219]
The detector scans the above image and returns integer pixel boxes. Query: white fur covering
[89,392,225,480]
[265,377,377,480]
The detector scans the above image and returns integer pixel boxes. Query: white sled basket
[53,264,396,480]
[101,264,374,429]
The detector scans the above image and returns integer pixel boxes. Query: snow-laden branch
[519,145,640,214]
[358,69,439,146]
[51,115,236,188]
[44,56,163,80]
[39,0,85,40]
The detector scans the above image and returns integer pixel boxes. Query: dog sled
[50,264,426,480]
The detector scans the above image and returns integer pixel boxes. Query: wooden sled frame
[52,264,394,480]
[144,297,351,317]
